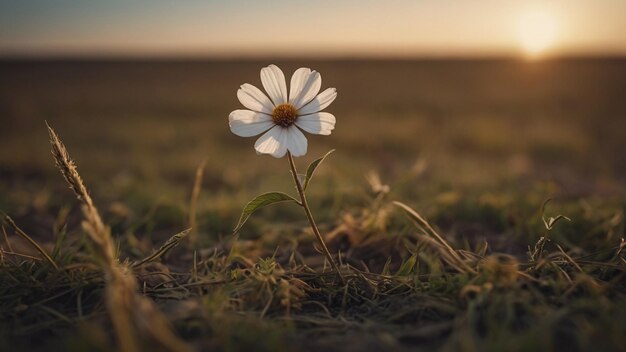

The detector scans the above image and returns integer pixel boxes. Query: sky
[1,0,625,58]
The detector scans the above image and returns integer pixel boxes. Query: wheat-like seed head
[47,122,114,261]
[46,122,190,352]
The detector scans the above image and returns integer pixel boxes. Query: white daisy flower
[229,64,337,158]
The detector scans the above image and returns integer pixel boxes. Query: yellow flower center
[271,103,298,127]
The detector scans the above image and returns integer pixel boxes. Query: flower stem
[287,152,344,283]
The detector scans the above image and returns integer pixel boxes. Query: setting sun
[518,10,558,58]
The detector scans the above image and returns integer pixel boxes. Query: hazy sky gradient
[1,0,625,57]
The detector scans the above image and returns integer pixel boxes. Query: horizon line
[1,52,626,62]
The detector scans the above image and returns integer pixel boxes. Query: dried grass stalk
[132,228,191,268]
[188,159,206,246]
[394,201,476,274]
[47,122,190,352]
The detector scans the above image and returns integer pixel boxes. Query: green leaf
[233,192,299,233]
[395,254,417,276]
[303,149,335,191]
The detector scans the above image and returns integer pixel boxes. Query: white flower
[229,64,337,158]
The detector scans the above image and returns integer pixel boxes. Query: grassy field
[0,58,625,351]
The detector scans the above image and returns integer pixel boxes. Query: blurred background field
[1,58,625,242]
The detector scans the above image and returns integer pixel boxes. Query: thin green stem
[287,152,344,283]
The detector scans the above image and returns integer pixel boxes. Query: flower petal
[285,126,308,157]
[229,110,274,137]
[298,88,337,115]
[254,125,289,158]
[237,84,274,114]
[295,112,336,135]
[289,68,321,109]
[260,64,288,106]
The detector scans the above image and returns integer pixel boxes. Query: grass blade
[396,254,417,276]
[3,215,59,270]
[132,228,190,268]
